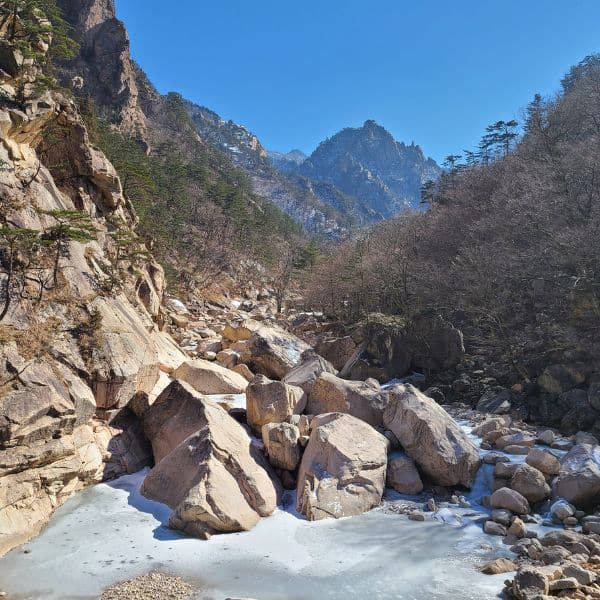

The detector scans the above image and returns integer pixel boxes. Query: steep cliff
[0,8,185,555]
[56,0,146,136]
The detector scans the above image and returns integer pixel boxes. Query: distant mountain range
[186,103,440,232]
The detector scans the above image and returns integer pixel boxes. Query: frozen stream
[0,469,509,600]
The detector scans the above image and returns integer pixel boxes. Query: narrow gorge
[0,1,599,600]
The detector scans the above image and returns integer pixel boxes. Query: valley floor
[0,469,507,600]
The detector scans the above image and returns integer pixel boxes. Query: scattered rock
[261,422,302,471]
[490,487,530,515]
[525,448,560,476]
[480,557,517,575]
[172,359,248,394]
[510,464,551,503]
[307,372,388,427]
[282,351,337,394]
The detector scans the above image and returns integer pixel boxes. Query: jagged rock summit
[297,119,441,216]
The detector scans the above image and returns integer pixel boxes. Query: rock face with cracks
[296,413,389,520]
[383,385,480,487]
[141,395,279,538]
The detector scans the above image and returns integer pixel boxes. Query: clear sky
[114,0,600,163]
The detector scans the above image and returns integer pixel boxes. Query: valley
[0,2,599,600]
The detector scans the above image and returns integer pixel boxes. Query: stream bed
[0,469,509,600]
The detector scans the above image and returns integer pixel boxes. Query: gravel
[98,572,194,600]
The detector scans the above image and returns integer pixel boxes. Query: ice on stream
[0,468,507,600]
[0,416,568,599]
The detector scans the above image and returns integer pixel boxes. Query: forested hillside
[306,55,600,384]
[56,0,304,291]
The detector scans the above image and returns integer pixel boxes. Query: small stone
[484,520,507,536]
[548,577,579,591]
[427,498,437,512]
[563,516,579,528]
[408,511,425,522]
[508,517,527,539]
[492,508,513,526]
[538,429,555,445]
[480,558,517,575]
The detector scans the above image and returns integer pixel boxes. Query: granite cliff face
[186,101,374,233]
[0,14,185,554]
[188,104,440,227]
[56,0,146,136]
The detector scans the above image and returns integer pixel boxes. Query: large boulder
[386,451,423,495]
[241,325,311,379]
[172,359,248,395]
[383,385,480,487]
[143,380,213,463]
[555,444,600,508]
[246,375,306,432]
[141,398,279,538]
[296,413,389,520]
[510,464,551,504]
[307,372,388,428]
[282,350,337,394]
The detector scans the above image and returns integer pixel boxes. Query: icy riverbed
[0,469,508,600]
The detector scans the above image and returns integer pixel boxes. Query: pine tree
[38,209,96,285]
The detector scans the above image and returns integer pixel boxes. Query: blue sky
[115,0,600,163]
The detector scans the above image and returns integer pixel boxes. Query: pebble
[98,572,194,600]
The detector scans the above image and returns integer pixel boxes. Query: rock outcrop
[0,18,178,555]
[57,0,146,136]
[141,397,279,538]
[383,385,480,487]
[296,413,389,520]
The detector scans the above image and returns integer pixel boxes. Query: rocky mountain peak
[297,120,441,216]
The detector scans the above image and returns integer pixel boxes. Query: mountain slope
[185,101,379,232]
[298,120,441,217]
[56,0,304,287]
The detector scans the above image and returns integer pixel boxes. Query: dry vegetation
[305,55,600,376]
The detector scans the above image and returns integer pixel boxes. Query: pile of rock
[504,530,600,599]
